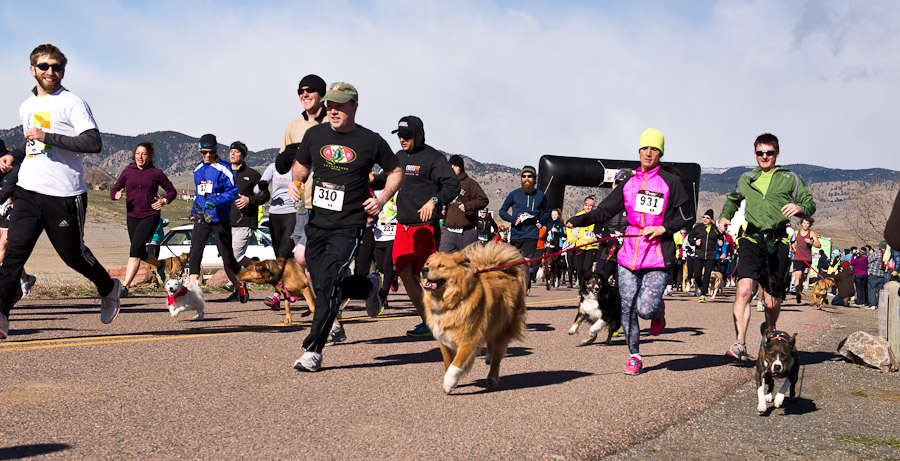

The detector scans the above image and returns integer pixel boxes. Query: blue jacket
[499,188,550,241]
[193,160,238,223]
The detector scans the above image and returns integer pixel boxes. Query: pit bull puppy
[755,330,800,414]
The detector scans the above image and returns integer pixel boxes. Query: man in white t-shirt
[0,44,121,340]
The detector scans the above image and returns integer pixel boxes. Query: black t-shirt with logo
[297,123,399,229]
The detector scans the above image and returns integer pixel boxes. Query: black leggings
[189,220,240,275]
[268,212,296,259]
[127,215,160,259]
[374,240,395,299]
[355,227,375,276]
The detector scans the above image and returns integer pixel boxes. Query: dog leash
[477,234,641,274]
[790,244,822,278]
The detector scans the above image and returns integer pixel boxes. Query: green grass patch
[851,390,869,397]
[838,436,900,448]
[86,189,196,224]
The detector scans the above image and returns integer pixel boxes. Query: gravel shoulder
[608,304,900,460]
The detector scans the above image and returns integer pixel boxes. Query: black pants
[693,257,716,295]
[0,189,113,317]
[373,240,395,300]
[268,212,296,259]
[303,225,374,353]
[512,238,538,290]
[575,248,598,287]
[127,214,160,259]
[188,220,241,275]
[355,227,375,276]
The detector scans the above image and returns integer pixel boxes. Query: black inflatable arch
[537,155,701,220]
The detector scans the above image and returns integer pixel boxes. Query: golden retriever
[420,243,527,394]
[810,277,834,309]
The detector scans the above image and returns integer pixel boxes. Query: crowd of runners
[2,43,899,377]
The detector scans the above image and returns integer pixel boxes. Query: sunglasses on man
[521,174,535,179]
[34,63,64,72]
[755,150,777,157]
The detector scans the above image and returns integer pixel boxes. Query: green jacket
[720,166,816,231]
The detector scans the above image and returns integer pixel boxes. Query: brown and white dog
[238,258,315,325]
[755,330,800,414]
[420,243,527,394]
[810,277,834,309]
[708,270,724,299]
[142,254,189,283]
[165,278,205,320]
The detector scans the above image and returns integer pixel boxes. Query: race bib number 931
[634,190,664,215]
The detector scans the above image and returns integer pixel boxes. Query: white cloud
[0,0,897,170]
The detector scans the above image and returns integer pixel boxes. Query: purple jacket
[850,254,869,276]
[110,163,177,219]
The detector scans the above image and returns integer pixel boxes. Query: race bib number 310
[313,181,345,212]
[634,190,664,215]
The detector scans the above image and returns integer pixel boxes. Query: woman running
[110,142,176,294]
[567,128,692,375]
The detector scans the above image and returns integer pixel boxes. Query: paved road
[2,284,831,459]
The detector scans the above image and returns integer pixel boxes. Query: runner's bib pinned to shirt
[313,181,345,211]
[197,181,214,196]
[378,221,396,237]
[634,190,664,215]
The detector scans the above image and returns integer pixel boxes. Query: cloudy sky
[0,0,896,170]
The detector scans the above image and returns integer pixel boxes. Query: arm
[160,171,177,204]
[365,167,403,216]
[213,171,238,206]
[808,230,821,248]
[433,160,461,206]
[288,161,311,203]
[110,170,127,200]
[464,181,489,217]
[498,193,515,224]
[275,143,301,175]
[718,181,745,232]
[41,129,102,154]
[569,187,623,228]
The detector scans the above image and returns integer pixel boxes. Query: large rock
[206,270,230,289]
[107,266,155,287]
[837,331,899,372]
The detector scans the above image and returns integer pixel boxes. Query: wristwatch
[430,197,439,206]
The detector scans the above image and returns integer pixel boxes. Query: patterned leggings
[617,266,669,355]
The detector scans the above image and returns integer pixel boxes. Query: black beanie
[703,209,714,219]
[449,155,464,171]
[298,74,327,97]
[199,134,217,149]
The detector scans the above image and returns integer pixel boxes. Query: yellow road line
[1,332,248,352]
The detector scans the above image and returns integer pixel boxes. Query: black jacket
[688,222,723,260]
[394,116,460,226]
[230,163,270,229]
[0,163,20,204]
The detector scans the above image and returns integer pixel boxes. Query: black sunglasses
[34,63,64,72]
[521,174,535,179]
[200,149,217,154]
[755,150,777,157]
[299,88,317,95]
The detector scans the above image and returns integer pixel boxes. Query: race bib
[583,230,596,241]
[445,227,464,234]
[197,181,213,196]
[25,140,48,158]
[634,190,664,215]
[378,221,396,237]
[313,181,345,211]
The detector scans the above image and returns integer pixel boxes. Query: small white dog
[165,278,205,320]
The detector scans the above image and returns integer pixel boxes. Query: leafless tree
[846,179,898,244]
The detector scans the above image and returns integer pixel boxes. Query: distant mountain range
[3,127,895,191]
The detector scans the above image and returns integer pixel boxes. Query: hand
[418,200,435,222]
[288,181,301,203]
[150,198,166,210]
[363,197,384,216]
[536,222,543,229]
[695,238,701,246]
[113,189,123,201]
[204,200,215,210]
[566,222,573,228]
[717,217,730,233]
[515,218,521,226]
[235,194,249,209]
[24,127,46,143]
[641,226,667,240]
[781,203,802,218]
[458,203,465,212]
[0,155,12,173]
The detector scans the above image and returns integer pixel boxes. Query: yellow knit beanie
[639,128,665,155]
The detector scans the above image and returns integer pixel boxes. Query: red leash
[477,234,640,274]
[790,243,822,278]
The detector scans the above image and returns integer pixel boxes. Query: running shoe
[325,324,347,346]
[225,291,239,302]
[238,282,250,304]
[725,341,749,361]
[20,274,37,298]
[264,294,281,311]
[365,274,382,317]
[757,301,765,312]
[649,300,666,336]
[100,278,122,324]
[623,356,643,375]
[293,350,323,372]
[0,312,8,340]
[796,292,802,304]
[406,322,432,337]
[390,276,399,292]
[698,295,706,303]
[120,285,130,298]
